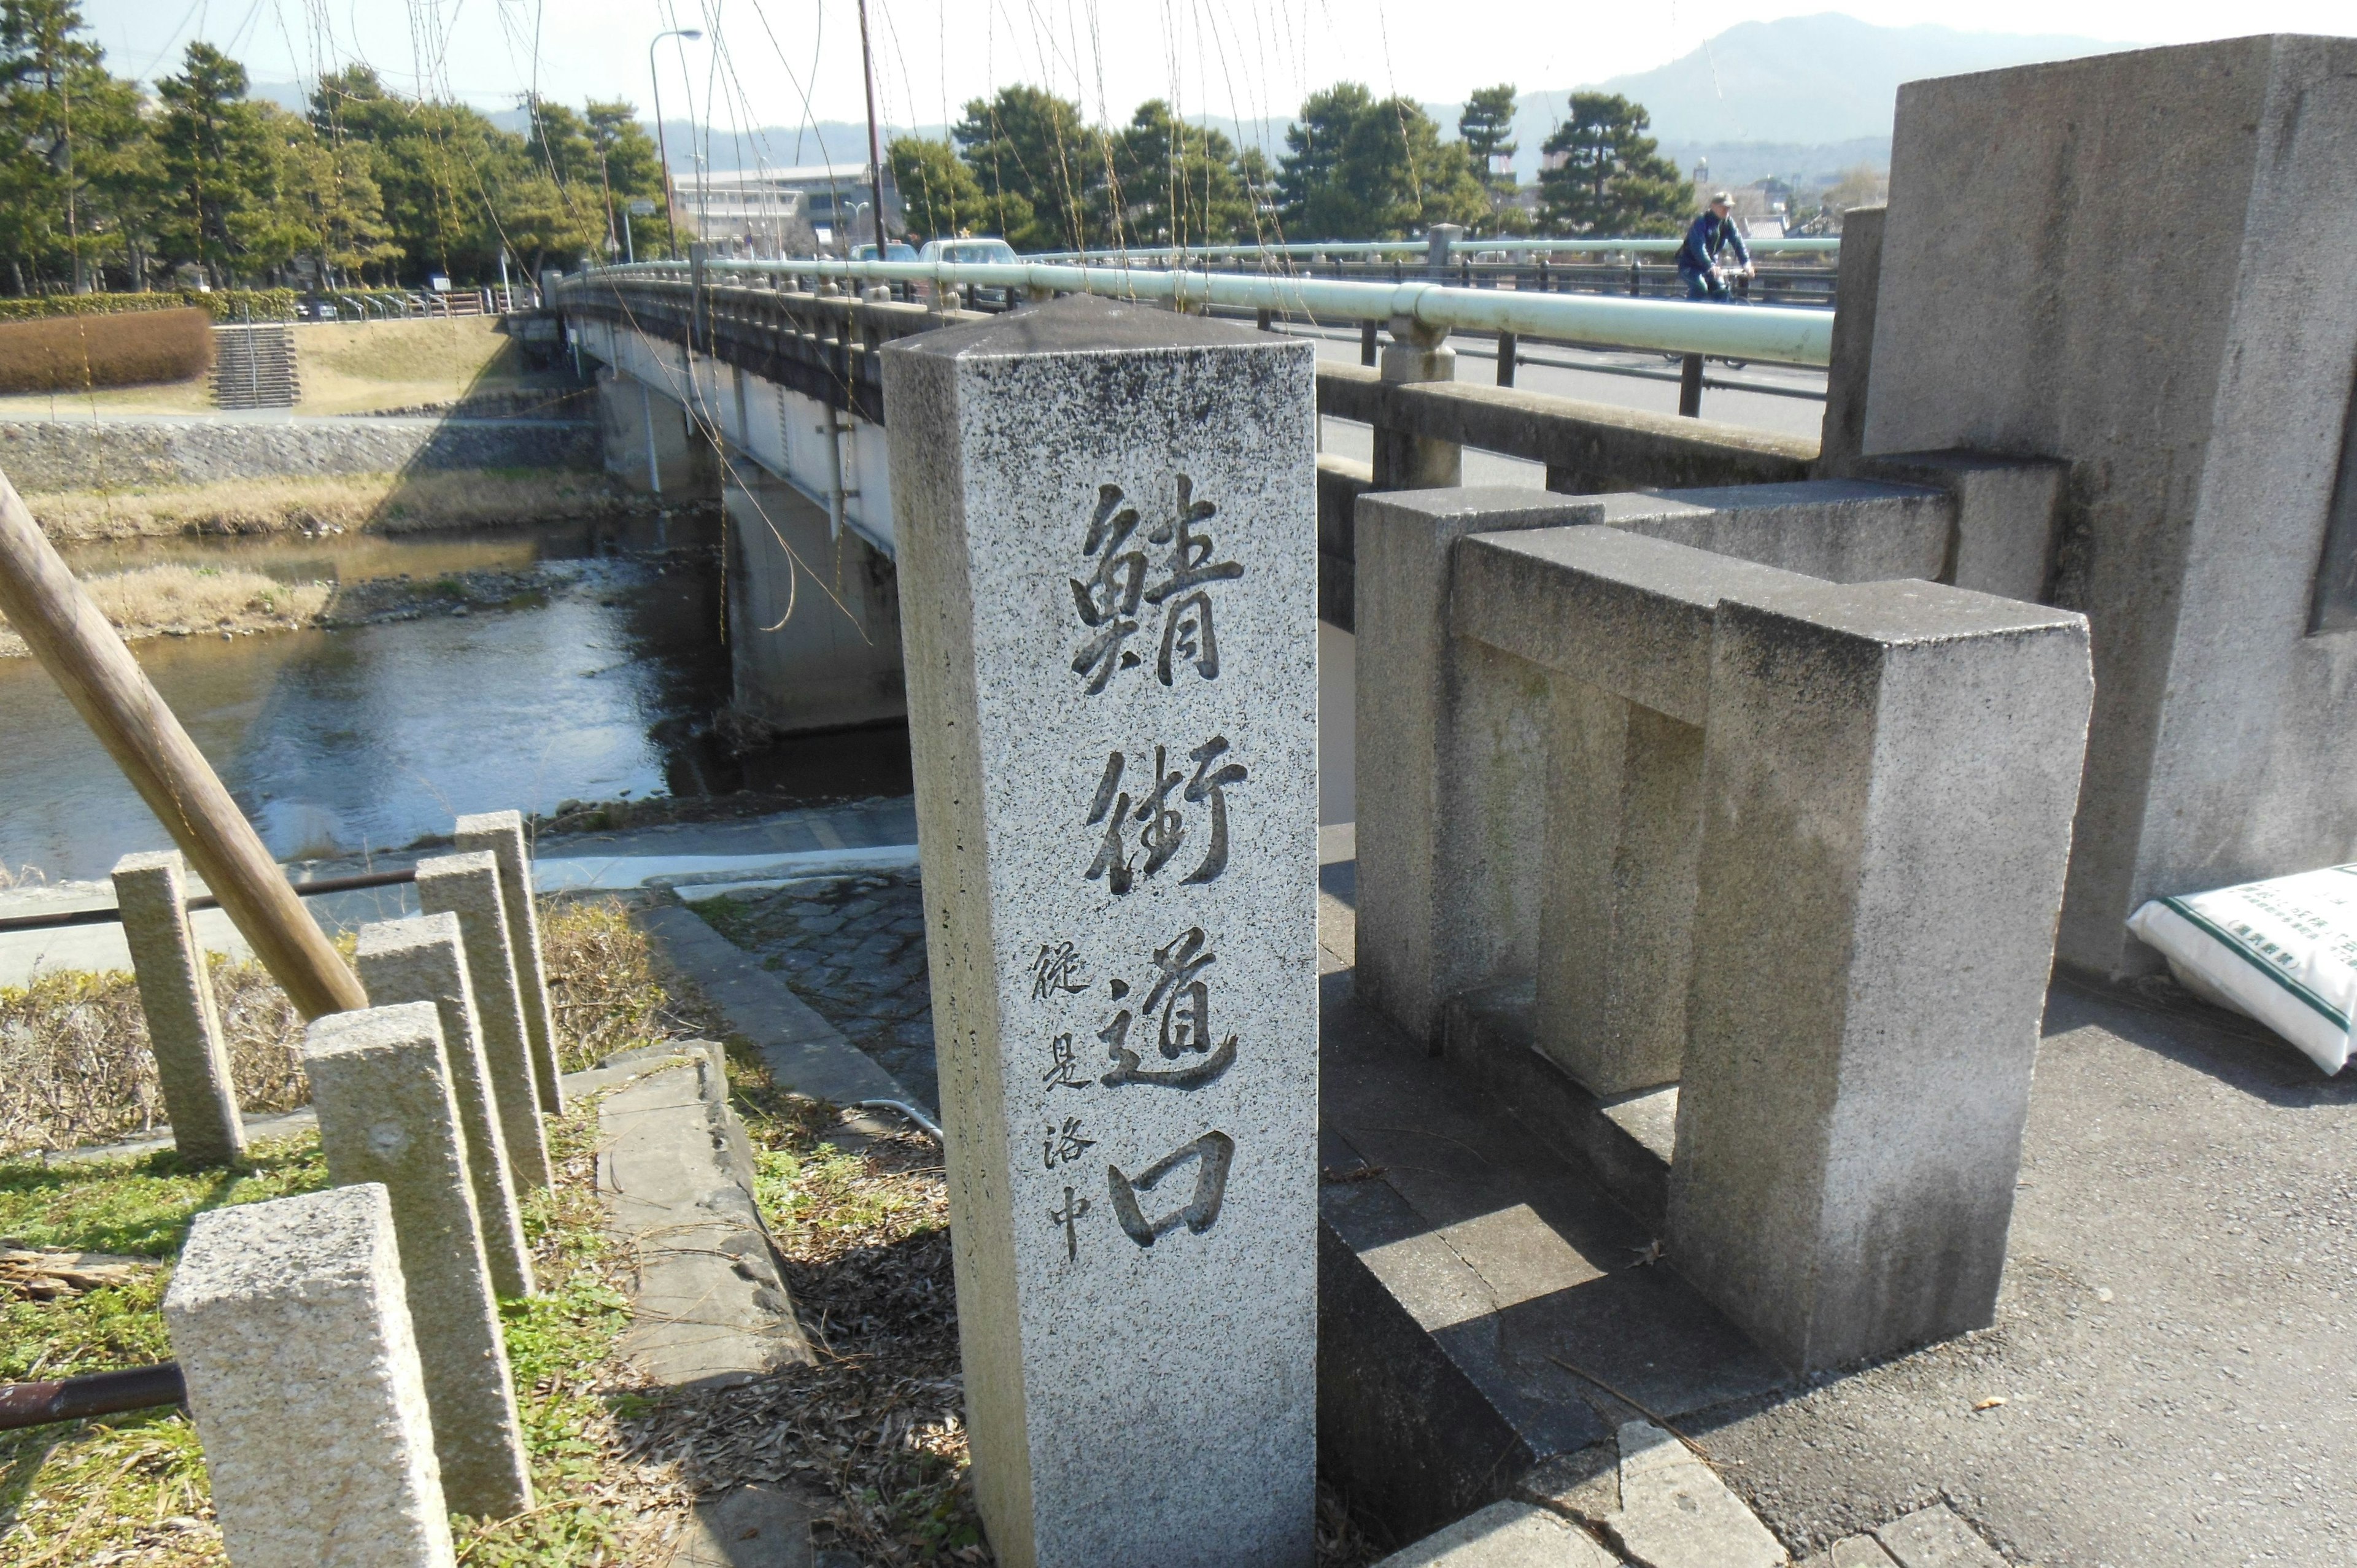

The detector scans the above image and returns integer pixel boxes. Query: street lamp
[648,28,702,258]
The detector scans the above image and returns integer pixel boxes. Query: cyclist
[1678,191,1753,302]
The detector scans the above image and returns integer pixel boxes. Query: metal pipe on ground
[0,1364,185,1429]
[0,476,366,1018]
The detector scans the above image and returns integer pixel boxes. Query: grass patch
[0,959,308,1160]
[0,565,330,658]
[25,470,663,544]
[0,1136,331,1565]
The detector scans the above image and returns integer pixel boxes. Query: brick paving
[692,870,937,1111]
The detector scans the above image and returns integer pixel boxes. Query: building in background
[676,165,902,257]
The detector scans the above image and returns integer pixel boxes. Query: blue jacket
[1678,212,1750,277]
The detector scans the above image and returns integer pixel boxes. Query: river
[0,517,911,884]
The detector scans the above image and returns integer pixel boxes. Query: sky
[90,0,2356,142]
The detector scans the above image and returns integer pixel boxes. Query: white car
[915,238,1020,306]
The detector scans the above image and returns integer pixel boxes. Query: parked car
[918,238,1019,266]
[916,237,1021,306]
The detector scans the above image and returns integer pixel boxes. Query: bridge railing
[573,257,1835,369]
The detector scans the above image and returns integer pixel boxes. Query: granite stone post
[110,851,244,1164]
[163,1183,456,1568]
[1668,582,2092,1372]
[880,294,1318,1568]
[1862,36,2357,975]
[1811,204,1884,479]
[451,810,564,1114]
[304,1002,534,1517]
[415,851,552,1185]
[357,914,538,1297]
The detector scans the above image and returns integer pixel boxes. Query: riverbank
[21,468,662,542]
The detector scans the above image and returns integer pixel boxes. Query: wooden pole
[0,474,365,1018]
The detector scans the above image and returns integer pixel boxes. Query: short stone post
[1373,315,1460,490]
[304,1002,534,1518]
[1670,582,2092,1372]
[163,1183,457,1568]
[415,850,552,1185]
[357,914,538,1296]
[451,810,563,1114]
[880,294,1319,1567]
[111,851,244,1164]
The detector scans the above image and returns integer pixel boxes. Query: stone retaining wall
[0,414,600,493]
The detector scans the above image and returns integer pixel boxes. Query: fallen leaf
[1973,1396,2007,1412]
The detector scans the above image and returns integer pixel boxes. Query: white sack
[2125,866,2357,1075]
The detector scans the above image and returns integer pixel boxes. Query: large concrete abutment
[723,469,905,732]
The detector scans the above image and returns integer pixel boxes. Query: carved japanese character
[1069,485,1146,694]
[1141,475,1242,605]
[1098,927,1238,1089]
[1084,752,1136,894]
[1042,1032,1093,1091]
[1043,1116,1096,1169]
[1107,1132,1235,1247]
[1031,941,1090,998]
[1157,590,1220,686]
[1180,736,1247,884]
[1048,1185,1092,1262]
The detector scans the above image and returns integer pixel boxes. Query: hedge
[0,306,214,392]
[0,288,299,323]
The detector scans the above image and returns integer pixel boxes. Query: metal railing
[572,257,1836,368]
[1032,237,1841,261]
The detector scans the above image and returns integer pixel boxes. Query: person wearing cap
[1677,191,1753,301]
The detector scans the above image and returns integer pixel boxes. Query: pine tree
[1536,93,1689,237]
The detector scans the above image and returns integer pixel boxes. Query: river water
[0,517,911,884]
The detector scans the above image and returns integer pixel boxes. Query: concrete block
[1865,36,2357,975]
[1814,203,1884,479]
[1373,1500,1619,1568]
[304,1002,533,1518]
[880,294,1317,1567]
[1670,582,2093,1372]
[1353,489,1601,1045]
[356,914,536,1299]
[1610,1421,1785,1568]
[1803,1540,1900,1568]
[1452,525,1811,724]
[1376,321,1461,490]
[163,1183,455,1568]
[452,810,563,1114]
[1853,450,2065,603]
[1541,686,1705,1094]
[1589,479,1949,584]
[109,851,243,1165]
[1872,1505,2006,1568]
[415,850,551,1187]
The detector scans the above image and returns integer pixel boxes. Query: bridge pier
[595,366,711,496]
[722,468,905,733]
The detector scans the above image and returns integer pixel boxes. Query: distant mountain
[1457,15,2129,180]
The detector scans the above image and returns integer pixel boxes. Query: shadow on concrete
[2044,972,2357,1109]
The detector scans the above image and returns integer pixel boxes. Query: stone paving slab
[1374,1500,1621,1567]
[597,1041,815,1390]
[674,1481,826,1566]
[633,905,920,1113]
[678,870,939,1112]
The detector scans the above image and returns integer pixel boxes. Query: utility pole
[857,0,889,260]
[648,28,703,257]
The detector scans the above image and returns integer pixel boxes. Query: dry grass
[25,470,660,543]
[0,960,309,1159]
[0,315,524,417]
[0,565,329,658]
[0,898,695,1158]
[0,310,212,394]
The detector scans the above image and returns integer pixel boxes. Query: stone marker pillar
[163,1183,457,1568]
[304,1002,534,1518]
[357,913,538,1296]
[416,851,552,1185]
[110,851,245,1165]
[1374,316,1460,490]
[452,810,564,1113]
[880,294,1318,1568]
